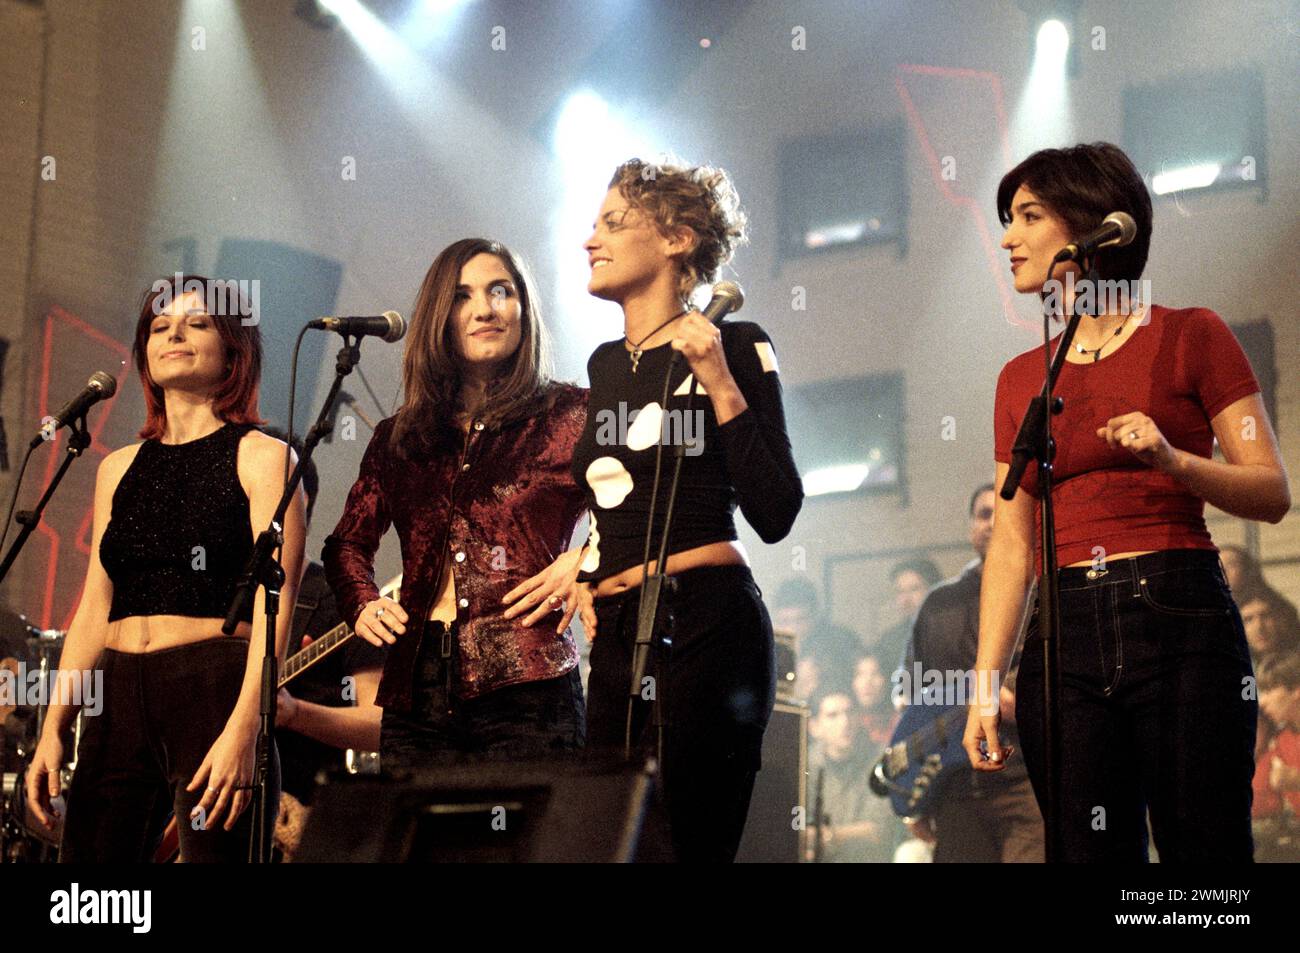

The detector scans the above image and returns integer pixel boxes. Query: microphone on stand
[308,311,406,342]
[30,371,117,448]
[1052,212,1136,262]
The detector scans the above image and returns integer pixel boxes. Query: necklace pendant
[630,348,642,373]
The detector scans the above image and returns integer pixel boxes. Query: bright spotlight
[551,90,664,362]
[802,464,872,498]
[403,0,476,47]
[1152,163,1223,195]
[1035,19,1070,61]
[1012,14,1073,154]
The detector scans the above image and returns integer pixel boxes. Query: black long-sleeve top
[570,320,803,581]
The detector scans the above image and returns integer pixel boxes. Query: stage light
[402,0,476,48]
[1151,163,1223,195]
[1011,11,1073,154]
[803,465,872,498]
[318,0,442,113]
[319,0,403,63]
[1035,19,1069,62]
[551,90,663,361]
[294,0,339,30]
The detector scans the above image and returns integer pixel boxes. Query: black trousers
[586,564,776,862]
[1016,549,1257,863]
[60,637,278,863]
[380,619,586,771]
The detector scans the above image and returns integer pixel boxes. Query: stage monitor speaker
[736,701,808,863]
[295,757,662,863]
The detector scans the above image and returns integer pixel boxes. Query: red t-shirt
[1253,729,1300,819]
[994,305,1260,571]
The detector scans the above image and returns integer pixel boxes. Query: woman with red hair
[26,274,306,862]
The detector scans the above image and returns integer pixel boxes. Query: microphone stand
[0,415,92,585]
[224,334,363,863]
[624,354,695,765]
[1000,251,1100,864]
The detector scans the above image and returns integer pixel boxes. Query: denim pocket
[1137,567,1232,617]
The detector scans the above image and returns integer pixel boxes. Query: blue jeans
[380,620,585,771]
[1016,549,1257,863]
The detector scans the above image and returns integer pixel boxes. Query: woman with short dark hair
[965,142,1290,862]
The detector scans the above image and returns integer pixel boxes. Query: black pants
[380,620,586,771]
[1016,549,1257,863]
[586,564,776,862]
[60,637,278,863]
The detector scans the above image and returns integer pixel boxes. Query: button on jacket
[323,384,589,711]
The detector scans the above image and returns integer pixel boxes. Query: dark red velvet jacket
[322,384,588,710]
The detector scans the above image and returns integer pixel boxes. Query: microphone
[701,281,745,325]
[31,371,116,448]
[1052,212,1137,263]
[308,311,406,342]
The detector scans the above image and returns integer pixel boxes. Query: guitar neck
[279,622,354,688]
[280,574,401,689]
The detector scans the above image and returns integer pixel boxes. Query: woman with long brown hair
[26,274,306,862]
[324,239,589,768]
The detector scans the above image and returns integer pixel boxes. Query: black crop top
[99,422,256,623]
[570,320,803,582]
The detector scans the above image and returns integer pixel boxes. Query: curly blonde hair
[608,158,749,302]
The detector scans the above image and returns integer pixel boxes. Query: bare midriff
[591,540,748,598]
[104,616,253,653]
[426,557,458,623]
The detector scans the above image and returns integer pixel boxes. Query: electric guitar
[872,580,1036,818]
[869,700,968,818]
[278,574,401,689]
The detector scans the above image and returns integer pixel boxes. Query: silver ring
[1128,430,1139,441]
[375,607,385,619]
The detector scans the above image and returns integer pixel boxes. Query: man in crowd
[807,679,899,862]
[876,557,942,681]
[900,484,1043,862]
[1240,587,1300,682]
[774,577,862,704]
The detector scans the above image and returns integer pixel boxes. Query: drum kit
[0,624,79,862]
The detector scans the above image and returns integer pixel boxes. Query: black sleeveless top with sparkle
[100,422,256,623]
[570,320,804,582]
